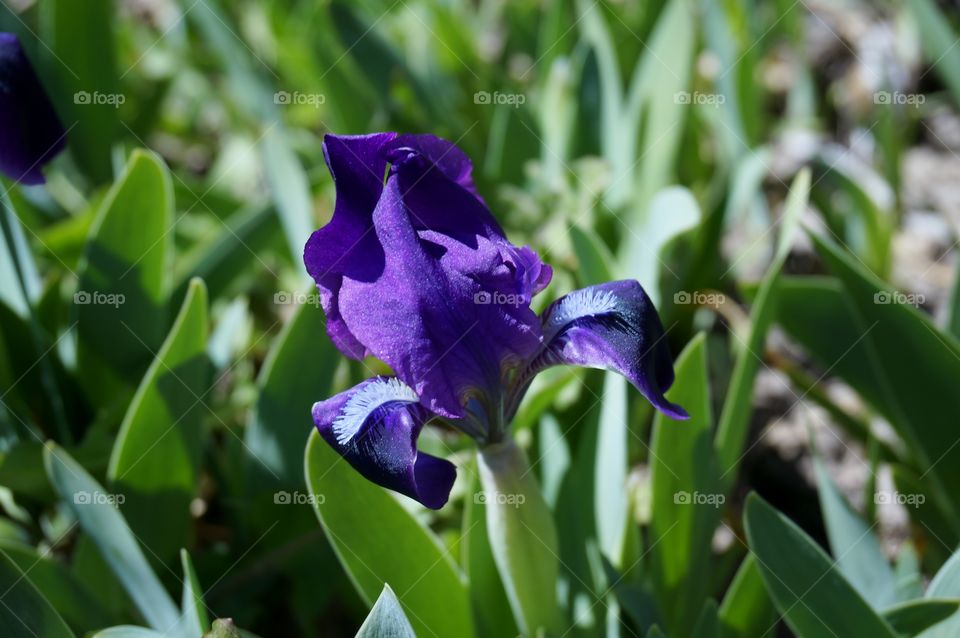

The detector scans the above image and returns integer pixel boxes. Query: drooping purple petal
[0,33,66,185]
[532,280,688,420]
[305,133,552,419]
[312,376,456,509]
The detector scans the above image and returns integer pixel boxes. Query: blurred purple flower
[0,33,66,185]
[304,133,687,509]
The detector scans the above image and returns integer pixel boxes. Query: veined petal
[0,33,66,185]
[534,280,688,419]
[312,377,456,510]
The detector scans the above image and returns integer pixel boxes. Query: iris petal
[304,133,397,358]
[533,280,688,420]
[0,33,66,185]
[312,376,456,510]
[389,133,482,202]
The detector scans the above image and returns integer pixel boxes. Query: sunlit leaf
[246,298,337,487]
[75,150,173,407]
[649,334,719,635]
[355,585,416,638]
[44,444,181,632]
[107,278,209,561]
[744,494,897,637]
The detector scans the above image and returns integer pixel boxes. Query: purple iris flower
[0,32,66,185]
[305,133,687,509]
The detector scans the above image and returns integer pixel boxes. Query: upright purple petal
[389,136,502,244]
[532,280,688,420]
[304,133,397,358]
[312,377,456,510]
[0,33,66,185]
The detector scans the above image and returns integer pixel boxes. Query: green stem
[478,438,562,636]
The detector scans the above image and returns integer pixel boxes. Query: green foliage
[814,457,896,607]
[74,150,174,408]
[718,556,775,638]
[355,586,417,638]
[715,168,810,484]
[744,494,898,637]
[5,0,960,635]
[107,278,209,561]
[478,440,562,635]
[40,0,119,183]
[0,550,74,638]
[245,297,337,487]
[44,444,181,632]
[649,334,719,635]
[304,432,474,638]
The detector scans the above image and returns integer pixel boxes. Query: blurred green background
[3,0,960,636]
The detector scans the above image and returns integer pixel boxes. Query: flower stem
[478,438,562,636]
